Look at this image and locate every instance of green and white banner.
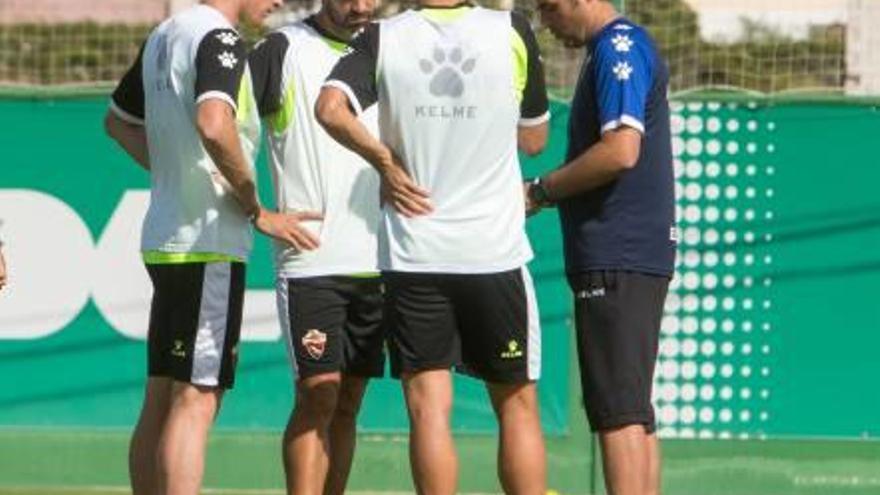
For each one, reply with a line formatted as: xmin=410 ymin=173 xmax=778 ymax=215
xmin=1 ymin=97 xmax=878 ymax=439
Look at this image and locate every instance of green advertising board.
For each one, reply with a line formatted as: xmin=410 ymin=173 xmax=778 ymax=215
xmin=0 ymin=98 xmax=571 ymax=434
xmin=1 ymin=96 xmax=879 ymax=442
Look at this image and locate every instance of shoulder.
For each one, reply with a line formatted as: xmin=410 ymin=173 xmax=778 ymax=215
xmin=509 ymin=9 xmax=531 ymax=31
xmin=255 ymin=29 xmax=292 ymax=55
xmin=273 ymin=21 xmax=311 ymax=45
xmin=381 ymin=9 xmax=429 ymax=31
xmin=349 ymin=21 xmax=381 ymax=49
xmin=594 ymin=20 xmax=657 ymax=70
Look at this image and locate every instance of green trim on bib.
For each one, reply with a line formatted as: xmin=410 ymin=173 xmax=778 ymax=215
xmin=321 ymin=36 xmax=349 ymax=53
xmin=511 ymin=30 xmax=528 ymax=104
xmin=345 ymin=272 xmax=381 ymax=279
xmin=142 ymin=251 xmax=243 ymax=265
xmin=270 ymin=82 xmax=296 ymax=134
xmin=236 ymin=71 xmax=255 ymax=125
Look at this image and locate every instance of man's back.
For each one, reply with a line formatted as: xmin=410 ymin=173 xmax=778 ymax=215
xmin=326 ymin=5 xmax=549 ymax=273
xmin=114 ymin=4 xmax=261 ymax=260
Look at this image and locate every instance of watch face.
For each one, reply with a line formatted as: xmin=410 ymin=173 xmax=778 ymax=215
xmin=532 ymin=182 xmax=549 ymax=204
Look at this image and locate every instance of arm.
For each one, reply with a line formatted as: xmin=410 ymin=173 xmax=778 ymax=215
xmin=107 ymin=41 xmax=150 ymax=170
xmin=104 ymin=110 xmax=149 ymax=170
xmin=318 ymin=23 xmax=431 ymax=217
xmin=249 ymin=32 xmax=289 ymax=124
xmin=543 ymin=127 xmax=640 ymax=199
xmin=316 ymin=88 xmax=432 ymax=217
xmin=518 ymin=124 xmax=548 ymax=156
xmin=196 ymin=29 xmax=321 ymax=249
xmin=0 ymin=246 xmax=6 ymax=292
xmin=528 ymin=31 xmax=652 ymax=210
xmin=513 ymin=11 xmax=550 ymax=156
xmin=196 ymin=99 xmax=261 ymax=216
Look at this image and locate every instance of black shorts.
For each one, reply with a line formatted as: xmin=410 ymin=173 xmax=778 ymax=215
xmin=385 ymin=268 xmax=541 ymax=384
xmin=276 ymin=276 xmax=386 ymax=380
xmin=570 ymin=270 xmax=669 ymax=433
xmin=146 ymin=261 xmax=246 ymax=389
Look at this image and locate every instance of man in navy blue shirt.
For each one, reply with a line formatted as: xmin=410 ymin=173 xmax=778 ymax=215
xmin=528 ymin=1 xmax=675 ymax=494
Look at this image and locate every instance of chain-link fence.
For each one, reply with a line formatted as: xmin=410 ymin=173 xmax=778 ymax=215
xmin=1 ymin=0 xmax=878 ymax=99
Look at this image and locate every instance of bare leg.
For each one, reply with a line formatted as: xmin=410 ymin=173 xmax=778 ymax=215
xmin=283 ymin=373 xmax=342 ymax=495
xmin=486 ymin=382 xmax=546 ymax=495
xmin=645 ymin=432 xmax=661 ymax=495
xmin=599 ymin=425 xmax=650 ymax=495
xmin=324 ymin=376 xmax=369 ymax=495
xmin=129 ymin=377 xmax=173 ymax=495
xmin=402 ymin=370 xmax=457 ymax=495
xmin=156 ymin=381 xmax=224 ymax=495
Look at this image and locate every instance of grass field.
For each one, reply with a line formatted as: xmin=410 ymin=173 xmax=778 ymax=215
xmin=1 ymin=429 xmax=879 ymax=495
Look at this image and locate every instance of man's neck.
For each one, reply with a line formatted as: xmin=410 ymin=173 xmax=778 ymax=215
xmin=313 ymin=11 xmax=355 ymax=42
xmin=202 ymin=0 xmax=240 ymax=26
xmin=419 ymin=0 xmax=468 ymax=8
xmin=585 ymin=2 xmax=620 ymax=41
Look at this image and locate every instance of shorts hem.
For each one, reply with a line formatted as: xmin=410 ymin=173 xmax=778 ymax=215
xmin=456 ymin=365 xmax=535 ymax=385
xmin=586 ymin=410 xmax=655 ymax=433
xmin=390 ymin=361 xmax=454 ymax=379
xmin=147 ymin=372 xmax=234 ymax=390
xmin=295 ymin=365 xmax=385 ymax=381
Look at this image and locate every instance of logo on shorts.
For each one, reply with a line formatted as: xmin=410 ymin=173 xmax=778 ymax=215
xmin=577 ymin=287 xmax=606 ymax=300
xmin=171 ymin=340 xmax=186 ymax=359
xmin=302 ymin=329 xmax=328 ymax=360
xmin=501 ymin=340 xmax=524 ymax=360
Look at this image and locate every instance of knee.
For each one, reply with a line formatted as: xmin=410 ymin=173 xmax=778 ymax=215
xmin=295 ymin=376 xmax=341 ymax=423
xmin=404 ymin=374 xmax=452 ymax=427
xmin=170 ymin=383 xmax=222 ymax=421
xmin=406 ymin=398 xmax=451 ymax=428
xmin=489 ymin=383 xmax=539 ymax=419
xmin=334 ymin=382 xmax=366 ymax=422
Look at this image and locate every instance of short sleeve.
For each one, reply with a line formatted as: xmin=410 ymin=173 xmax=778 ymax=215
xmin=511 ymin=12 xmax=550 ymax=126
xmin=248 ymin=32 xmax=289 ymax=118
xmin=110 ymin=41 xmax=147 ymax=125
xmin=593 ymin=28 xmax=653 ymax=134
xmin=194 ymin=28 xmax=247 ymax=111
xmin=324 ymin=22 xmax=380 ymax=115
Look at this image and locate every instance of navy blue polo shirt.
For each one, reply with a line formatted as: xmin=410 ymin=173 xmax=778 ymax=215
xmin=558 ymin=17 xmax=676 ymax=277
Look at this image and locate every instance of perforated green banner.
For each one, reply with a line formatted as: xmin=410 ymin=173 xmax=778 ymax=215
xmin=0 ymin=98 xmax=570 ymax=434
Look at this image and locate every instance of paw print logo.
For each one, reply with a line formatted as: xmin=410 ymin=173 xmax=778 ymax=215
xmin=419 ymin=46 xmax=476 ymax=98
xmin=215 ymin=31 xmax=239 ymax=46
xmin=613 ymin=61 xmax=633 ymax=81
xmin=218 ymin=51 xmax=238 ymax=69
xmin=611 ymin=33 xmax=634 ymax=53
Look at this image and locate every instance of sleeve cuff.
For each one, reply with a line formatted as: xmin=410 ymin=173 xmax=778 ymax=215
xmin=109 ymin=100 xmax=145 ymax=126
xmin=601 ymin=114 xmax=645 ymax=134
xmin=196 ymin=91 xmax=238 ymax=113
xmin=322 ymin=80 xmax=364 ymax=116
xmin=519 ymin=111 xmax=550 ymax=127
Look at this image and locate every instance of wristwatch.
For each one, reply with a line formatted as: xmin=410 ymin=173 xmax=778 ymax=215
xmin=528 ymin=176 xmax=554 ymax=208
xmin=247 ymin=207 xmax=261 ymax=225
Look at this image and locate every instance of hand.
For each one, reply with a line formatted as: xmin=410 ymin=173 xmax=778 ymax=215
xmin=0 ymin=248 xmax=7 ymax=292
xmin=381 ymin=154 xmax=432 ymax=218
xmin=524 ymin=181 xmax=542 ymax=217
xmin=253 ymin=209 xmax=323 ymax=251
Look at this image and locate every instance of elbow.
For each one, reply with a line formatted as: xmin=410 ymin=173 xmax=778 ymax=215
xmin=520 ymin=139 xmax=546 ymax=156
xmin=104 ymin=111 xmax=120 ymax=142
xmin=518 ymin=126 xmax=548 ymax=156
xmin=617 ymin=151 xmax=639 ymax=170
xmin=196 ymin=111 xmax=225 ymax=145
xmin=314 ymin=91 xmax=337 ymax=131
